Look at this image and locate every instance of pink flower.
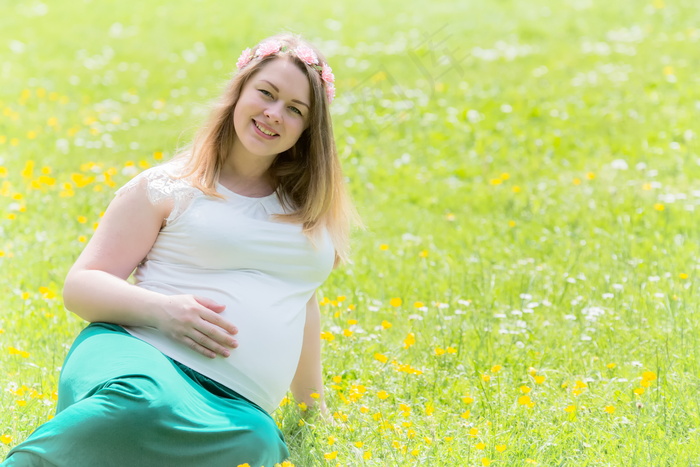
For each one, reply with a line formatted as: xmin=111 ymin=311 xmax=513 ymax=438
xmin=321 ymin=64 xmax=335 ymax=84
xmin=236 ymin=48 xmax=253 ymax=69
xmin=255 ymin=40 xmax=282 ymax=58
xmin=294 ymin=45 xmax=318 ymax=66
xmin=325 ymin=82 xmax=335 ymax=103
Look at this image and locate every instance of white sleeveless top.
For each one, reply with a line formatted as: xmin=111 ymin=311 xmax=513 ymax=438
xmin=115 ymin=161 xmax=335 ymax=412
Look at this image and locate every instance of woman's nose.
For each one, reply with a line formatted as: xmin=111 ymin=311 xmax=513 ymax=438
xmin=264 ymin=102 xmax=283 ymax=123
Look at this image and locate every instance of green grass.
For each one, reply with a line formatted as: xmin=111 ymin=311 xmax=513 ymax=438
xmin=2 ymin=0 xmax=700 ymax=465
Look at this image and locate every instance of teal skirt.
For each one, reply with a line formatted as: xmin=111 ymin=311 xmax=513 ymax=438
xmin=2 ymin=323 xmax=289 ymax=467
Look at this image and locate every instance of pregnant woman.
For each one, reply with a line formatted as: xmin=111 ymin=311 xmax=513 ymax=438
xmin=2 ymin=32 xmax=356 ymax=467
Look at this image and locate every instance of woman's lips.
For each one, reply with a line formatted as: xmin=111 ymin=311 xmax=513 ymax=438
xmin=253 ymin=119 xmax=279 ymax=137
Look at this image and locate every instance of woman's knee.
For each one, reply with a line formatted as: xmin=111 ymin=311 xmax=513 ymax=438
xmin=233 ymin=414 xmax=288 ymax=464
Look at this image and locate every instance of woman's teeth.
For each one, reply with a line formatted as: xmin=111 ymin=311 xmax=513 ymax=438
xmin=254 ymin=121 xmax=278 ymax=136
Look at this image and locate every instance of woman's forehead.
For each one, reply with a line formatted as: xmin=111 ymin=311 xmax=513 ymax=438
xmin=251 ymin=58 xmax=310 ymax=96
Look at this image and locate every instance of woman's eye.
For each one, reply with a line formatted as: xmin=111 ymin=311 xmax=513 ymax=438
xmin=289 ymin=106 xmax=302 ymax=116
xmin=259 ymin=89 xmax=273 ymax=97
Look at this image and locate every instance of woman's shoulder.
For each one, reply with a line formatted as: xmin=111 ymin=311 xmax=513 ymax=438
xmin=115 ymin=159 xmax=199 ymax=205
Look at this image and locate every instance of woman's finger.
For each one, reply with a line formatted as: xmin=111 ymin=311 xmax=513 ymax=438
xmin=199 ymin=309 xmax=238 ymax=336
xmin=187 ymin=331 xmax=231 ymax=358
xmin=196 ymin=318 xmax=238 ymax=348
xmin=183 ymin=336 xmax=218 ymax=359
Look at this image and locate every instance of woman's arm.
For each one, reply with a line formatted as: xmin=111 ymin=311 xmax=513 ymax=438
xmin=290 ymin=292 xmax=328 ymax=415
xmin=63 ymin=177 xmax=238 ymax=358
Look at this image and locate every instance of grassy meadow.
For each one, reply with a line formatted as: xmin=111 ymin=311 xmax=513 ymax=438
xmin=2 ymin=0 xmax=700 ymax=465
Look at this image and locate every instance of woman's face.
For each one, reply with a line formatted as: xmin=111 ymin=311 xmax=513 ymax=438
xmin=232 ymin=57 xmax=311 ymax=162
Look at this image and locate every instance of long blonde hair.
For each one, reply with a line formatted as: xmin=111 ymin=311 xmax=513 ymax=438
xmin=175 ymin=33 xmax=359 ymax=263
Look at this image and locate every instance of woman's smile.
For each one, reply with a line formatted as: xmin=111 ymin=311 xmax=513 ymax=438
xmin=252 ymin=119 xmax=279 ymax=138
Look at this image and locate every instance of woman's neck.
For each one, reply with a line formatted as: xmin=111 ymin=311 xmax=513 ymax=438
xmin=219 ymin=156 xmax=276 ymax=197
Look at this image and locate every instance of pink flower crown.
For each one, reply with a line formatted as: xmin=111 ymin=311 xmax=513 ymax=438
xmin=236 ymin=40 xmax=336 ymax=104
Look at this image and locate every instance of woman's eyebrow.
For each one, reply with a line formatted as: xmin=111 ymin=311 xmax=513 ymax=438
xmin=260 ymin=79 xmax=310 ymax=109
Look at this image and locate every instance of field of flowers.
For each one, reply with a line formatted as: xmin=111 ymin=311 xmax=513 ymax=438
xmin=2 ymin=0 xmax=700 ymax=465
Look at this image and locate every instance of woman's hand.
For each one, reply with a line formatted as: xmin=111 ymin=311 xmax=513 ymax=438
xmin=155 ymin=295 xmax=238 ymax=359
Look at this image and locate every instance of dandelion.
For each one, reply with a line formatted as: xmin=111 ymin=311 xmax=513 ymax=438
xmin=425 ymin=403 xmax=435 ymax=416
xmin=565 ymin=405 xmax=576 ymax=413
xmin=390 ymin=297 xmax=402 ymax=307
xmin=496 ymin=444 xmax=507 ymax=453
xmin=342 ymin=329 xmax=353 ymax=337
xmin=586 ymin=172 xmax=595 ymax=180
xmin=634 ymin=387 xmax=645 ymax=396
xmin=481 ymin=374 xmax=491 ymax=382
xmin=476 ymin=442 xmax=486 ymax=450
xmin=520 ymin=385 xmax=531 ymax=394
xmin=481 ymin=457 xmax=491 ymax=466
xmin=377 ymin=390 xmax=389 ymax=400
xmin=8 ymin=346 xmax=30 ymax=358
xmin=413 ymin=301 xmax=425 ymax=308
xmin=0 ymin=434 xmax=12 ymax=444
xmin=462 ymin=395 xmax=474 ymax=404
xmin=39 ymin=287 xmax=56 ymax=299
xmin=419 ymin=250 xmax=429 ymax=258
xmin=534 ymin=375 xmax=546 ymax=384
xmin=363 ymin=451 xmax=372 ymax=460
xmin=469 ymin=427 xmax=479 ymax=437
xmin=379 ymin=244 xmax=389 ymax=251
xmin=490 ymin=365 xmax=503 ymax=373
xmin=607 ymin=363 xmax=617 ymax=369
xmin=654 ymin=203 xmax=665 ymax=211
xmin=512 ymin=185 xmax=521 ymax=193
xmin=518 ymin=395 xmax=532 ymax=405
xmin=381 ymin=320 xmax=392 ymax=329
xmin=21 ymin=160 xmax=35 ymax=179
xmin=604 ymin=405 xmax=615 ymax=414
xmin=403 ymin=332 xmax=416 ymax=348
xmin=320 ymin=331 xmax=334 ymax=341
xmin=460 ymin=411 xmax=471 ymax=419
xmin=237 ymin=464 xmax=251 ymax=467
xmin=508 ymin=220 xmax=516 ymax=227
xmin=323 ymin=451 xmax=337 ymax=460
xmin=642 ymin=371 xmax=657 ymax=382
xmin=374 ymin=353 xmax=388 ymax=363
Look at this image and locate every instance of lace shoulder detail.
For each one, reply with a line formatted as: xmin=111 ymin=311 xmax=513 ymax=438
xmin=114 ymin=162 xmax=201 ymax=225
